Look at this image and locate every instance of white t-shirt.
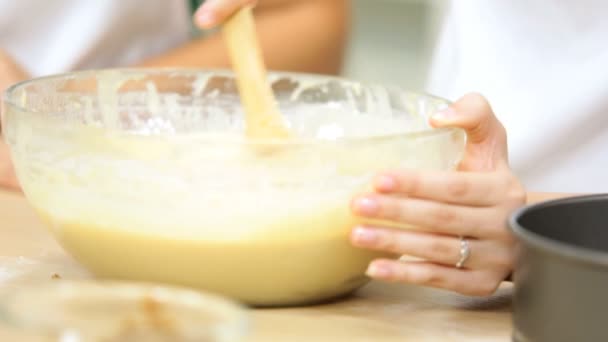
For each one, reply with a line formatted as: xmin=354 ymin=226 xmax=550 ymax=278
xmin=426 ymin=1 xmax=608 ymax=193
xmin=0 ymin=0 xmax=191 ymax=76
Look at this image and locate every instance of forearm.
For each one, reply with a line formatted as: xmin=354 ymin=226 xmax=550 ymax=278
xmin=138 ymin=0 xmax=350 ymax=75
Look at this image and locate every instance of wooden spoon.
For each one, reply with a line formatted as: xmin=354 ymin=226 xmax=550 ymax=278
xmin=222 ymin=6 xmax=291 ymax=139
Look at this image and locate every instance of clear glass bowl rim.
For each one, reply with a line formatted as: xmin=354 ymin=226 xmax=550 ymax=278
xmin=2 ymin=67 xmax=462 ymax=147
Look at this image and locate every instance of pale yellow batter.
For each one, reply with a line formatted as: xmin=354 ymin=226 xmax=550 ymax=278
xmin=39 ymin=207 xmax=384 ymax=307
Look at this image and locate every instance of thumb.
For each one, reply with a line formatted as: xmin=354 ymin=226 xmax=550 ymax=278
xmin=429 ymin=93 xmax=509 ymax=171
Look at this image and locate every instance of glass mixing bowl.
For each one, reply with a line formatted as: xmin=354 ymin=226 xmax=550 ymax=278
xmin=2 ymin=69 xmax=465 ymax=307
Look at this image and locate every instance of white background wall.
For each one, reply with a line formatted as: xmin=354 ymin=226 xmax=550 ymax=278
xmin=342 ymin=0 xmax=443 ymax=90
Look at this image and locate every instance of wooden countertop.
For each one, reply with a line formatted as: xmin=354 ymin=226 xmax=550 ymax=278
xmin=0 ymin=191 xmax=571 ymax=341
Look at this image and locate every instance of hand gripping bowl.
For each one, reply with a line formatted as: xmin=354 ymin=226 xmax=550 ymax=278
xmin=2 ymin=69 xmax=466 ymax=307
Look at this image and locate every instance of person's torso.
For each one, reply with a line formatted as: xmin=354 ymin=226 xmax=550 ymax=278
xmin=0 ymin=0 xmax=192 ymax=76
xmin=426 ymin=0 xmax=608 ymax=193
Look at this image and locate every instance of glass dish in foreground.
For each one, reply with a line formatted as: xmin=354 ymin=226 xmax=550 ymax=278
xmin=0 ymin=280 xmax=248 ymax=341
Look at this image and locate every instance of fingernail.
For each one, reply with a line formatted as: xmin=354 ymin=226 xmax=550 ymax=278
xmin=431 ymin=107 xmax=457 ymax=122
xmin=353 ymin=197 xmax=379 ymax=215
xmin=195 ymin=9 xmax=216 ymax=28
xmin=375 ymin=175 xmax=396 ymax=192
xmin=367 ymin=262 xmax=391 ymax=278
xmin=352 ymin=227 xmax=378 ymax=244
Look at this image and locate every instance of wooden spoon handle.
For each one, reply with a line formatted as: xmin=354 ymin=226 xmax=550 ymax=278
xmin=222 ymin=6 xmax=290 ymax=139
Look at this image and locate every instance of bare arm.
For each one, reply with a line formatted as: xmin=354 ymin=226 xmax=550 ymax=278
xmin=138 ymin=0 xmax=350 ymax=75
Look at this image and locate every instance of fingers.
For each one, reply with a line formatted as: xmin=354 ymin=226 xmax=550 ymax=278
xmin=194 ymin=0 xmax=258 ymax=28
xmin=351 ymin=226 xmax=513 ymax=270
xmin=372 ymin=169 xmax=518 ymax=207
xmin=430 ymin=93 xmax=509 ymax=171
xmin=351 ymin=194 xmax=510 ymax=240
xmin=365 ymin=259 xmax=507 ymax=297
xmin=352 ymin=227 xmax=463 ymax=267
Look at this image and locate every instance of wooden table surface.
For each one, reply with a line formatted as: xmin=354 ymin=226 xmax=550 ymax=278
xmin=0 ymin=191 xmax=570 ymax=341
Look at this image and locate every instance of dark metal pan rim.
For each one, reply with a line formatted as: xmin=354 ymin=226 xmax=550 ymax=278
xmin=509 ymin=193 xmax=608 ymax=268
